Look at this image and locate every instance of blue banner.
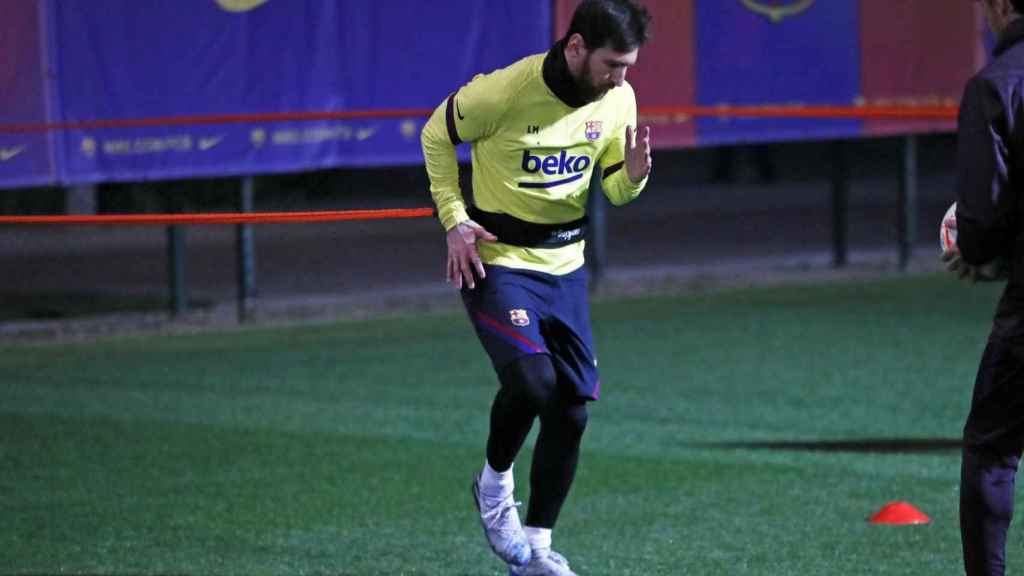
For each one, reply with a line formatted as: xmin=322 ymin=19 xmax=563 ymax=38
xmin=695 ymin=0 xmax=862 ymax=145
xmin=0 ymin=0 xmax=980 ymax=188
xmin=47 ymin=0 xmax=551 ymax=184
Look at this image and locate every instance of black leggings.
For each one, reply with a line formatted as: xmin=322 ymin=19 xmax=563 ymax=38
xmin=486 ymin=354 xmax=589 ymax=529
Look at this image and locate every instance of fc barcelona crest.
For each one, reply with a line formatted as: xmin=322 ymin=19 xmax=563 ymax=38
xmin=509 ymin=309 xmax=530 ymax=327
xmin=585 ymin=121 xmax=603 ymax=142
xmin=739 ymin=0 xmax=815 ymax=23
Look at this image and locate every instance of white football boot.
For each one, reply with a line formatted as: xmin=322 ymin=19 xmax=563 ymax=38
xmin=471 ymin=474 xmax=532 ymax=566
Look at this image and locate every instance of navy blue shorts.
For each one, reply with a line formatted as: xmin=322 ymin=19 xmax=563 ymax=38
xmin=461 ymin=264 xmax=601 ymax=401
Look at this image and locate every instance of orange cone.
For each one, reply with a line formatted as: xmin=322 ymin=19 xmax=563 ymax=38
xmin=869 ymin=501 xmax=931 ymax=525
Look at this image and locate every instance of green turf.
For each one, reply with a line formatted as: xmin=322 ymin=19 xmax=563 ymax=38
xmin=0 ymin=273 xmax=1014 ymax=574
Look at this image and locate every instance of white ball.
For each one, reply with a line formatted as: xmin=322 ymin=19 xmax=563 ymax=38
xmin=940 ymin=202 xmax=958 ymax=254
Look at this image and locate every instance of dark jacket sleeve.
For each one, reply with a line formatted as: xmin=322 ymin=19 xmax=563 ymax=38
xmin=955 ymin=75 xmax=1015 ymax=265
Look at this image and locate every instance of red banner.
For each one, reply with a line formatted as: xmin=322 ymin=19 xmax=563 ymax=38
xmin=0 ymin=0 xmax=55 ymax=188
xmin=555 ymin=0 xmax=696 ymax=147
xmin=860 ymin=2 xmax=980 ymax=136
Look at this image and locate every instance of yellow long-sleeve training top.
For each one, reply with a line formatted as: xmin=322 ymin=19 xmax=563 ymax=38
xmin=421 ymin=51 xmax=648 ymax=275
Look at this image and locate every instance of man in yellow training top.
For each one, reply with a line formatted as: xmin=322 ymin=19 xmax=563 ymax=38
xmin=421 ymin=2 xmax=651 ymax=574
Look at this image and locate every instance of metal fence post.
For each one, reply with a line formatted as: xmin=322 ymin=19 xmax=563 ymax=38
xmin=236 ymin=176 xmax=256 ymax=322
xmin=898 ymin=135 xmax=918 ymax=270
xmin=831 ymin=141 xmax=849 ymax=268
xmin=586 ymin=170 xmax=607 ymax=288
xmin=167 ymin=225 xmax=187 ymax=317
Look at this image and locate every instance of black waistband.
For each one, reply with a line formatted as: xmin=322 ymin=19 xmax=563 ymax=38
xmin=467 ymin=206 xmax=587 ymax=248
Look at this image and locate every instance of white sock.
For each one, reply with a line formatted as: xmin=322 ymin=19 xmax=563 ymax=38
xmin=480 ymin=460 xmax=514 ymax=500
xmin=524 ymin=526 xmax=552 ymax=553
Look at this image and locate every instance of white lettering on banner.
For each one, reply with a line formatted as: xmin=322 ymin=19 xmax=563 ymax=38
xmin=81 ymin=138 xmax=97 ymax=157
xmin=271 ymin=124 xmax=354 ymax=146
xmin=0 ymin=146 xmax=25 ymax=162
xmin=271 ymin=130 xmax=300 ymax=145
xmin=102 ymin=135 xmax=193 ymax=156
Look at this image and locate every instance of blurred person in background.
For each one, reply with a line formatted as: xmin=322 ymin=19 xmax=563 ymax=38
xmin=945 ymin=0 xmax=1024 ymax=573
xmin=421 ymin=1 xmax=652 ymax=574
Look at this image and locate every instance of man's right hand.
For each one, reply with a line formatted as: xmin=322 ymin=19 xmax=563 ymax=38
xmin=446 ymin=219 xmax=497 ymax=290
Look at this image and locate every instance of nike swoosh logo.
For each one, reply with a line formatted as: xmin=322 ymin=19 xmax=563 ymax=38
xmin=518 ymin=172 xmax=585 ymax=189
xmin=0 ymin=146 xmax=25 ymax=162
xmin=356 ymin=127 xmax=377 ymax=141
xmin=456 ymin=100 xmax=465 ymax=121
xmin=198 ymin=136 xmax=223 ymax=151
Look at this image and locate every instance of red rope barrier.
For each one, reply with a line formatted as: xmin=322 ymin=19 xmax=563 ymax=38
xmin=0 ymin=109 xmax=436 ymax=134
xmin=0 ymin=207 xmax=436 ymax=226
xmin=640 ymin=105 xmax=957 ymax=120
xmin=0 ymin=105 xmax=957 ymax=134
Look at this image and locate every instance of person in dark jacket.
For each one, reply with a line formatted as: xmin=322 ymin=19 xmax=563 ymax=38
xmin=945 ymin=1 xmax=1024 ymax=574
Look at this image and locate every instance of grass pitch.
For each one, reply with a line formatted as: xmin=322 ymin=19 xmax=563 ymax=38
xmin=0 ymin=273 xmax=1010 ymax=574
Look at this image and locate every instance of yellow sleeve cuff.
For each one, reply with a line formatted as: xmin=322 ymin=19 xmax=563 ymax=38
xmin=439 ymin=203 xmax=470 ymax=231
xmin=603 ymin=169 xmax=647 ymax=206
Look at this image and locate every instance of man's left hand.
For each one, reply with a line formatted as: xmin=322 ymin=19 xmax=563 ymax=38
xmin=942 ymin=248 xmax=979 ymax=283
xmin=625 ymin=125 xmax=652 ymax=184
